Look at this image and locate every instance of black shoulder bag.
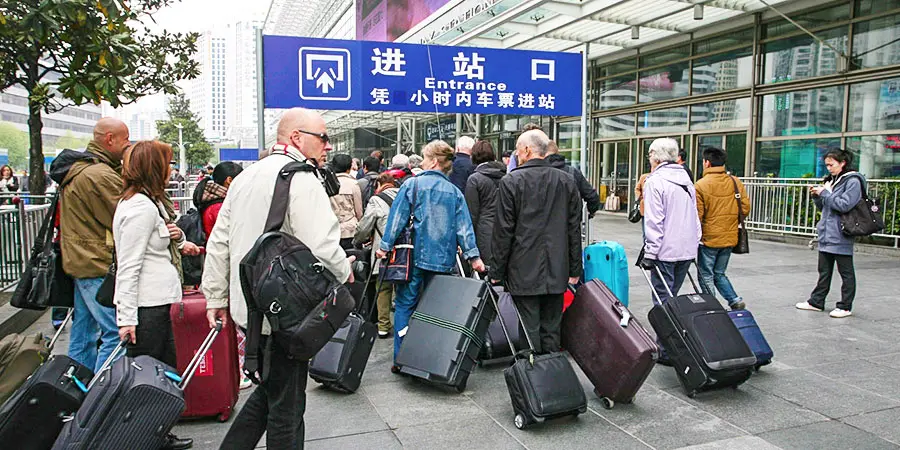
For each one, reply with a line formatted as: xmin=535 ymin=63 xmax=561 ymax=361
xmin=729 ymin=176 xmax=750 ymax=254
xmin=11 ymin=194 xmax=74 ymax=310
xmin=379 ymin=180 xmax=417 ymax=283
xmin=839 ymin=176 xmax=885 ymax=237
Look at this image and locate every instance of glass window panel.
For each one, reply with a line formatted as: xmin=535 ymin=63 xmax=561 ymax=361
xmin=594 ymin=114 xmax=636 ymax=139
xmin=856 ymin=0 xmax=900 ymax=17
xmin=849 ymin=78 xmax=900 ymax=131
xmin=760 ymin=86 xmax=845 ymax=136
xmin=846 ymin=135 xmax=900 ymax=178
xmin=762 ymin=5 xmax=851 ymax=39
xmin=504 ymin=115 xmax=520 ymax=131
xmin=691 ymin=98 xmax=752 ymax=130
xmin=638 ymin=107 xmax=689 ymax=134
xmin=693 ymin=29 xmax=754 ymax=55
xmin=558 ymin=123 xmax=582 ymax=170
xmin=640 ymin=45 xmax=691 ymax=68
xmin=755 ymin=138 xmax=841 ymax=177
xmin=595 ymin=75 xmax=636 ymax=110
xmin=638 ymin=64 xmax=690 ymax=103
xmin=763 ymin=27 xmax=848 ymax=83
xmin=594 ymin=58 xmax=638 ymax=78
xmin=692 ymin=48 xmax=754 ymax=94
xmin=724 ymin=133 xmax=748 ymax=177
xmin=852 ymin=14 xmax=900 ymax=69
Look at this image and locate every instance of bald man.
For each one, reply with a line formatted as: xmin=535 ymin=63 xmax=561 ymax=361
xmin=203 ymin=108 xmax=352 ymax=449
xmin=450 ymin=135 xmax=475 ymax=192
xmin=490 ymin=130 xmax=582 ymax=354
xmin=58 ymin=118 xmax=130 ymax=375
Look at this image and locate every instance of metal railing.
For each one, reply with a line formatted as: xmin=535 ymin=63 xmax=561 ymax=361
xmin=742 ymin=177 xmax=900 ymax=247
xmin=1 ymin=197 xmax=52 ymax=291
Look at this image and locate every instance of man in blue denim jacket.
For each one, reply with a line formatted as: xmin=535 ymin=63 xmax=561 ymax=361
xmin=376 ymin=141 xmax=485 ymax=367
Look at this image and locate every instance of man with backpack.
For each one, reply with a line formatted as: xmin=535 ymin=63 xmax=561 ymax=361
xmin=203 ymin=108 xmax=352 ymax=449
xmin=357 ymin=156 xmax=381 ymax=209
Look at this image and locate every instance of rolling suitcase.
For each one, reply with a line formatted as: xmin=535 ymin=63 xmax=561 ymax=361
xmin=479 ymin=285 xmax=526 ymax=363
xmin=643 ymin=267 xmax=756 ymax=398
xmin=729 ymin=310 xmax=774 ymax=370
xmin=583 ymin=241 xmax=629 ymax=306
xmin=561 ymin=279 xmax=658 ymax=409
xmin=0 ymin=310 xmax=91 ymax=450
xmin=52 ymin=321 xmax=224 ymax=450
xmin=170 ymin=290 xmax=239 ymax=421
xmin=487 ymin=287 xmax=586 ymax=429
xmin=309 ymin=269 xmax=378 ymax=393
xmin=395 ymin=273 xmax=495 ymax=392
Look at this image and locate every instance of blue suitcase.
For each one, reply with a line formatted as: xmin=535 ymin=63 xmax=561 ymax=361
xmin=728 ymin=310 xmax=773 ymax=370
xmin=583 ymin=241 xmax=629 ymax=306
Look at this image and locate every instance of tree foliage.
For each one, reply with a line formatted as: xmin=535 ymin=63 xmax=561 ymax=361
xmin=0 ymin=0 xmax=200 ymax=194
xmin=156 ymin=93 xmax=213 ymax=169
xmin=0 ymin=122 xmax=28 ymax=169
xmin=53 ymin=132 xmax=92 ymax=151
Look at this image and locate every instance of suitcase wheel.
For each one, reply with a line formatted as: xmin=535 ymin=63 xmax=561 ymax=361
xmin=217 ymin=411 xmax=231 ymax=423
xmin=455 ymin=378 xmax=468 ymax=393
xmin=599 ymin=397 xmax=615 ymax=410
xmin=686 ymin=390 xmax=697 ymax=398
xmin=514 ymin=414 xmax=528 ymax=430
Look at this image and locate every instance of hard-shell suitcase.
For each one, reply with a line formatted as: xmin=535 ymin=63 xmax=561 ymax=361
xmin=728 ymin=310 xmax=774 ymax=370
xmin=561 ymin=279 xmax=658 ymax=409
xmin=170 ymin=291 xmax=239 ymax=421
xmin=583 ymin=241 xmax=629 ymax=306
xmin=395 ymin=274 xmax=495 ymax=392
xmin=479 ymin=286 xmax=526 ymax=363
xmin=52 ymin=322 xmax=224 ymax=450
xmin=643 ymin=268 xmax=756 ymax=398
xmin=486 ymin=286 xmax=586 ymax=429
xmin=0 ymin=311 xmax=90 ymax=450
xmin=309 ymin=270 xmax=378 ymax=393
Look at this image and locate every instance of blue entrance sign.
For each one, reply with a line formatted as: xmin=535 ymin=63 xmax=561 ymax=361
xmin=263 ymin=35 xmax=583 ymax=117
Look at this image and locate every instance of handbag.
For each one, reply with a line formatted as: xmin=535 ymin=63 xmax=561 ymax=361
xmin=840 ymin=178 xmax=885 ymax=237
xmin=380 ymin=181 xmax=418 ymax=283
xmin=11 ymin=195 xmax=75 ymax=310
xmin=96 ymin=250 xmax=116 ymax=308
xmin=729 ymin=176 xmax=750 ymax=255
xmin=627 ymin=199 xmax=642 ymax=223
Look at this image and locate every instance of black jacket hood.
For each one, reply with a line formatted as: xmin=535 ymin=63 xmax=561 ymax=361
xmin=545 ymin=153 xmax=568 ymax=169
xmin=475 ymin=161 xmax=507 ymax=180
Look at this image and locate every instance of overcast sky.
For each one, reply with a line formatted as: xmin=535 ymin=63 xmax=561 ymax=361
xmin=149 ymin=0 xmax=268 ymax=34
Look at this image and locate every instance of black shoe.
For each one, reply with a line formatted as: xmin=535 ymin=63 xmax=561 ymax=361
xmin=378 ymin=330 xmax=391 ymax=339
xmin=656 ymin=357 xmax=674 ymax=367
xmin=730 ymin=301 xmax=746 ymax=311
xmin=163 ymin=433 xmax=193 ymax=450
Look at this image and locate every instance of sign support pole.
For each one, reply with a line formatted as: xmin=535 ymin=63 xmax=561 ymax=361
xmin=256 ymin=28 xmax=266 ymax=159
xmin=581 ymin=43 xmax=591 ymax=245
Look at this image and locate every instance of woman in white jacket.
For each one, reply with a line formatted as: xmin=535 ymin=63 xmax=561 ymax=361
xmin=113 ymin=140 xmax=191 ymax=450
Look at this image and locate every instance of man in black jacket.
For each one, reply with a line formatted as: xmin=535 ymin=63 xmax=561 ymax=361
xmin=490 ymin=130 xmax=583 ymax=354
xmin=545 ymin=140 xmax=601 ymax=217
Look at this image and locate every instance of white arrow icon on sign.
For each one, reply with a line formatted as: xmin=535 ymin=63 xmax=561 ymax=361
xmin=313 ymin=67 xmax=339 ymax=93
xmin=306 ymin=54 xmax=344 ymax=94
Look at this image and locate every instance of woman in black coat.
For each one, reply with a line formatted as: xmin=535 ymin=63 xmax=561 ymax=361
xmin=464 ymin=141 xmax=506 ymax=268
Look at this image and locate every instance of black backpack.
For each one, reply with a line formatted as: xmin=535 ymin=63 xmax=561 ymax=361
xmin=239 ymin=161 xmax=355 ymax=383
xmin=176 ymin=203 xmax=220 ymax=286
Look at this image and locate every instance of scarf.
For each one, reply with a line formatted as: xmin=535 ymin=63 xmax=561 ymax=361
xmin=159 ymin=195 xmax=184 ymax=284
xmin=201 ymin=180 xmax=228 ymax=205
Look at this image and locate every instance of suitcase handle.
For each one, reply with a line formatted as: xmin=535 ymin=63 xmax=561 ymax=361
xmin=179 ymin=319 xmax=223 ymax=389
xmin=48 ymin=308 xmax=74 ymax=350
xmin=477 ymin=270 xmax=539 ymax=358
xmin=88 ymin=340 xmax=128 ymax=390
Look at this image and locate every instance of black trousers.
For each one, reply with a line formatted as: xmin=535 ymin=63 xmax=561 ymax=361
xmin=511 ymin=293 xmax=563 ymax=355
xmin=220 ymin=335 xmax=309 ymax=450
xmin=809 ymin=251 xmax=856 ymax=311
xmin=126 ymin=304 xmax=176 ymax=368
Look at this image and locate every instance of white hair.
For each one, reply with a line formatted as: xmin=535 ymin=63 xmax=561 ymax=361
xmin=518 ymin=130 xmax=550 ymax=156
xmin=408 ymin=154 xmax=423 ymax=168
xmin=456 ymin=136 xmax=475 ymax=153
xmin=391 ymin=153 xmax=410 ymax=168
xmin=648 ymin=138 xmax=680 ymax=165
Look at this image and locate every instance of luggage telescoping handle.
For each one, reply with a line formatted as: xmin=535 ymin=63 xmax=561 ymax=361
xmin=474 ymin=269 xmax=537 ymax=358
xmin=179 ymin=319 xmax=223 ymax=390
xmin=48 ymin=308 xmax=74 ymax=351
xmin=87 ymin=340 xmax=129 ymax=390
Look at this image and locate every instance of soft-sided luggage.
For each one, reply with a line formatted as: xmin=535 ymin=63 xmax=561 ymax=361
xmin=309 ymin=269 xmax=378 ymax=393
xmin=561 ymin=279 xmax=657 ymax=409
xmin=52 ymin=322 xmax=223 ymax=450
xmin=728 ymin=310 xmax=774 ymax=370
xmin=583 ymin=241 xmax=629 ymax=306
xmin=487 ymin=286 xmax=586 ymax=429
xmin=170 ymin=290 xmax=239 ymax=421
xmin=395 ymin=274 xmax=495 ymax=392
xmin=479 ymin=285 xmax=526 ymax=363
xmin=643 ymin=268 xmax=756 ymax=397
xmin=0 ymin=310 xmax=89 ymax=450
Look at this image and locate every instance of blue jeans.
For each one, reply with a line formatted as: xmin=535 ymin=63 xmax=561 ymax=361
xmin=392 ymin=267 xmax=437 ymax=363
xmin=697 ymin=246 xmax=742 ymax=306
xmin=69 ymin=277 xmax=120 ymax=373
xmin=649 ymin=260 xmax=691 ymax=305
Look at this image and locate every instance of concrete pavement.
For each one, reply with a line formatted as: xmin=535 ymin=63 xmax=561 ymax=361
xmin=28 ymin=214 xmax=900 ymax=449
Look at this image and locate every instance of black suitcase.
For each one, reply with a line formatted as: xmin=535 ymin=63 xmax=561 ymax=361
xmin=52 ymin=321 xmax=224 ymax=450
xmin=0 ymin=311 xmax=91 ymax=450
xmin=643 ymin=267 xmax=756 ymax=398
xmin=479 ymin=286 xmax=526 ymax=364
xmin=395 ymin=274 xmax=495 ymax=392
xmin=486 ymin=286 xmax=587 ymax=429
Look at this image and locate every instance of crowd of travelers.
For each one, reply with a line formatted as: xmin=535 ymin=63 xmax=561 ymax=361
xmin=25 ymin=106 xmax=867 ymax=449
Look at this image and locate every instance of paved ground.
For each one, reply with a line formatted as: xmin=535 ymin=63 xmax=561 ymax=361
xmin=29 ymin=214 xmax=900 ymax=449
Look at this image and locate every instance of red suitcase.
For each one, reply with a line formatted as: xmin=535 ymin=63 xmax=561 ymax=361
xmin=561 ymin=279 xmax=658 ymax=409
xmin=170 ymin=290 xmax=240 ymax=422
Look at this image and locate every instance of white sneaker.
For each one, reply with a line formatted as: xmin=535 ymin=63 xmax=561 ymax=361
xmin=240 ymin=376 xmax=253 ymax=390
xmin=795 ymin=302 xmax=824 ymax=312
xmin=829 ymin=308 xmax=852 ymax=318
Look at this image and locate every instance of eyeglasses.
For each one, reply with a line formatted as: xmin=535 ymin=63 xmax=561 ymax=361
xmin=296 ymin=129 xmax=330 ymax=145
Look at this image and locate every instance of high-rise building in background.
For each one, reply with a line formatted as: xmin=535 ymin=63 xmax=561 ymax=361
xmin=0 ymin=84 xmax=101 ymax=150
xmin=229 ymin=20 xmax=263 ymax=146
xmin=191 ymin=27 xmax=232 ymax=141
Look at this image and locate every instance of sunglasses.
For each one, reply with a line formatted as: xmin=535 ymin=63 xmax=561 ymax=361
xmin=297 ymin=129 xmax=330 ymax=145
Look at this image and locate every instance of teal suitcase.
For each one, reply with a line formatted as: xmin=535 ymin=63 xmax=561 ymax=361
xmin=583 ymin=241 xmax=629 ymax=306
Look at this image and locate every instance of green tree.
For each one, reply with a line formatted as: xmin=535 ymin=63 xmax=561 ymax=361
xmin=156 ymin=93 xmax=213 ymax=169
xmin=0 ymin=0 xmax=200 ymax=194
xmin=0 ymin=122 xmax=28 ymax=169
xmin=53 ymin=132 xmax=91 ymax=151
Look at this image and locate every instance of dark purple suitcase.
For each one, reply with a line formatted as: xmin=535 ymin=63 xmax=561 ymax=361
xmin=479 ymin=287 xmax=526 ymax=363
xmin=561 ymin=280 xmax=658 ymax=409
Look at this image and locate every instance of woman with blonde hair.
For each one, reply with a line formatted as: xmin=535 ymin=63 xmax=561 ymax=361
xmin=376 ymin=140 xmax=484 ymax=372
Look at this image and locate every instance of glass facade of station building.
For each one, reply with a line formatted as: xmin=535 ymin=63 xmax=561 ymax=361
xmin=473 ymin=0 xmax=900 ymax=209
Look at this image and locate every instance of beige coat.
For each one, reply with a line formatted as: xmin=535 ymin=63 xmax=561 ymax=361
xmin=330 ymin=173 xmax=363 ymax=239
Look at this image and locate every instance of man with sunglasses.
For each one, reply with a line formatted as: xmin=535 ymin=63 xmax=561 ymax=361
xmin=203 ymin=108 xmax=352 ymax=450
